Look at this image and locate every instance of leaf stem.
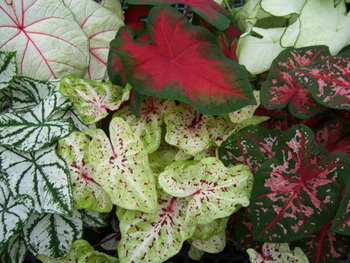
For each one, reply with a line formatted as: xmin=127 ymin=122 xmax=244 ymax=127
xmin=223 ymin=0 xmax=234 ymax=17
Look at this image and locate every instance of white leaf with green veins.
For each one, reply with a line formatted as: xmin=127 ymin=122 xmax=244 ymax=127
xmin=118 ymin=192 xmax=196 ymax=263
xmin=193 ymin=217 xmax=229 ymax=240
xmin=0 ymin=51 xmax=17 ymax=91
xmin=1 ymin=234 xmax=28 ymax=263
xmin=0 ymin=89 xmax=73 ymax=152
xmin=159 ymin=157 xmax=253 ymax=224
xmin=0 ymin=0 xmax=89 ymax=80
xmin=0 ymin=145 xmax=73 ymax=215
xmin=22 ymin=211 xmax=83 ymax=258
xmin=37 ymin=239 xmax=119 ymax=263
xmin=60 ymin=75 xmax=130 ymax=125
xmin=0 ymin=177 xmax=33 ymax=250
xmin=62 ymin=0 xmax=124 ymax=80
xmin=57 ymin=131 xmax=113 ymax=213
xmin=191 ymin=230 xmax=226 ymax=253
xmin=188 ymin=245 xmax=205 ymax=261
xmin=164 ymin=103 xmax=213 ymax=156
xmin=229 ymin=91 xmax=260 ymax=123
xmin=81 ymin=209 xmax=109 ymax=228
xmin=86 ymin=117 xmax=157 ymax=213
xmin=261 ymin=0 xmax=306 ymax=16
xmin=237 ymin=27 xmax=285 ymax=75
xmin=247 ymin=243 xmax=309 ymax=263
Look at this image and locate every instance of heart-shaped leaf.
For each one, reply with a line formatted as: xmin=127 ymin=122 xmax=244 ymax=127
xmin=81 ymin=210 xmax=109 ymax=229
xmin=118 ymin=192 xmax=196 ymax=263
xmin=62 ymin=0 xmax=124 ymax=80
xmin=159 ymin=157 xmax=253 ymax=224
xmin=0 ymin=51 xmax=17 ymax=90
xmin=0 ymin=144 xmax=73 ymax=215
xmin=22 ymin=211 xmax=83 ymax=258
xmin=190 ymin=231 xmax=226 ymax=253
xmin=1 ymin=234 xmax=28 ymax=263
xmin=247 ymin=243 xmax=309 ymax=263
xmin=60 ymin=75 xmax=130 ymax=125
xmin=0 ymin=177 xmax=33 ymax=250
xmin=193 ymin=217 xmax=229 ymax=241
xmin=0 ymin=0 xmax=89 ymax=80
xmin=86 ymin=117 xmax=157 ymax=213
xmin=250 ymin=125 xmax=350 ymax=242
xmin=0 ymin=88 xmax=73 ymax=152
xmin=57 ymin=132 xmax=113 ymax=212
xmin=37 ymin=239 xmax=118 ymax=263
xmin=109 ymin=6 xmax=256 ymax=115
xmin=261 ymin=46 xmax=329 ymax=119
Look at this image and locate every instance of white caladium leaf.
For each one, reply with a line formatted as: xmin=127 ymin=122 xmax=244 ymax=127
xmin=60 ymin=75 xmax=130 ymax=125
xmin=191 ymin=230 xmax=226 ymax=253
xmin=1 ymin=234 xmax=28 ymax=263
xmin=118 ymin=193 xmax=196 ymax=263
xmin=159 ymin=157 xmax=254 ymax=224
xmin=193 ymin=217 xmax=229 ymax=240
xmin=63 ymin=108 xmax=96 ymax=132
xmin=37 ymin=239 xmax=119 ymax=263
xmin=0 ymin=145 xmax=73 ymax=215
xmin=0 ymin=177 xmax=33 ymax=250
xmin=164 ymin=103 xmax=213 ymax=156
xmin=100 ymin=0 xmax=124 ymax=18
xmin=0 ymin=51 xmax=17 ymax=90
xmin=207 ymin=115 xmax=235 ymax=146
xmin=237 ymin=27 xmax=285 ymax=75
xmin=260 ymin=0 xmax=306 ymax=16
xmin=247 ymin=243 xmax=309 ymax=263
xmin=81 ymin=209 xmax=109 ymax=228
xmin=188 ymin=245 xmax=205 ymax=261
xmin=229 ymin=91 xmax=260 ymax=123
xmin=22 ymin=211 xmax=83 ymax=258
xmin=62 ymin=0 xmax=124 ymax=80
xmin=86 ymin=117 xmax=157 ymax=213
xmin=114 ymin=98 xmax=175 ymax=154
xmin=0 ymin=89 xmax=73 ymax=152
xmin=57 ymin=132 xmax=113 ymax=213
xmin=0 ymin=0 xmax=89 ymax=80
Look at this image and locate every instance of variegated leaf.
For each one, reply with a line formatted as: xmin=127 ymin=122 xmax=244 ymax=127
xmin=0 ymin=51 xmax=17 ymax=91
xmin=191 ymin=230 xmax=226 ymax=253
xmin=229 ymin=90 xmax=260 ymax=123
xmin=247 ymin=243 xmax=309 ymax=263
xmin=193 ymin=217 xmax=229 ymax=241
xmin=63 ymin=107 xmax=97 ymax=132
xmin=37 ymin=239 xmax=118 ymax=263
xmin=0 ymin=89 xmax=73 ymax=152
xmin=159 ymin=157 xmax=253 ymax=224
xmin=0 ymin=145 xmax=73 ymax=215
xmin=22 ymin=211 xmax=83 ymax=258
xmin=164 ymin=103 xmax=213 ymax=156
xmin=0 ymin=177 xmax=33 ymax=250
xmin=60 ymin=75 xmax=130 ymax=125
xmin=330 ymin=179 xmax=350 ymax=235
xmin=118 ymin=192 xmax=196 ymax=263
xmin=81 ymin=209 xmax=109 ymax=228
xmin=57 ymin=132 xmax=113 ymax=213
xmin=86 ymin=117 xmax=157 ymax=213
xmin=0 ymin=234 xmax=27 ymax=263
xmin=207 ymin=115 xmax=235 ymax=146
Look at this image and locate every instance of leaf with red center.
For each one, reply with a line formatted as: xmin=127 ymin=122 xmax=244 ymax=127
xmin=60 ymin=75 xmax=130 ymax=125
xmin=118 ymin=192 xmax=196 ymax=263
xmin=57 ymin=132 xmax=113 ymax=213
xmin=158 ymin=157 xmax=253 ymax=224
xmin=261 ymin=46 xmax=330 ymax=119
xmin=124 ymin=5 xmax=151 ymax=34
xmin=108 ymin=6 xmax=256 ymax=115
xmin=127 ymin=0 xmax=230 ymax=30
xmin=218 ymin=24 xmax=241 ymax=62
xmin=251 ymin=125 xmax=350 ymax=242
xmin=294 ymin=224 xmax=350 ymax=263
xmin=218 ymin=126 xmax=281 ymax=172
xmin=85 ymin=117 xmax=157 ymax=213
xmin=293 ymin=52 xmax=350 ymax=110
xmin=0 ymin=0 xmax=89 ymax=80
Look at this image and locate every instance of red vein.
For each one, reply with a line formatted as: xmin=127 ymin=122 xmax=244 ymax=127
xmin=89 ymin=29 xmax=117 ymax=39
xmin=25 ymin=31 xmax=78 ymax=48
xmin=0 ymin=6 xmax=19 ymax=25
xmin=90 ymin=51 xmax=107 ymax=66
xmin=24 ymin=17 xmax=64 ymax=29
xmin=24 ymin=0 xmax=38 ymax=14
xmin=20 ymin=38 xmax=30 ymax=74
xmin=0 ymin=30 xmax=21 ymax=49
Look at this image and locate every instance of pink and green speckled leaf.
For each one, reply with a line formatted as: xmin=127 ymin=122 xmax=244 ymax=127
xmin=108 ymin=6 xmax=256 ymax=115
xmin=60 ymin=75 xmax=130 ymax=125
xmin=164 ymin=103 xmax=213 ymax=156
xmin=118 ymin=191 xmax=196 ymax=263
xmin=261 ymin=46 xmax=329 ymax=119
xmin=37 ymin=239 xmax=118 ymax=263
xmin=293 ymin=52 xmax=350 ymax=110
xmin=158 ymin=157 xmax=253 ymax=224
xmin=294 ymin=224 xmax=350 ymax=263
xmin=250 ymin=125 xmax=350 ymax=242
xmin=247 ymin=243 xmax=309 ymax=263
xmin=85 ymin=117 xmax=157 ymax=213
xmin=330 ymin=180 xmax=350 ymax=235
xmin=57 ymin=132 xmax=113 ymax=213
xmin=190 ymin=230 xmax=226 ymax=253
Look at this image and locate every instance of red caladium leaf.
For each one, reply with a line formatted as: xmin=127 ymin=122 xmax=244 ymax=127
xmin=108 ymin=6 xmax=256 ymax=115
xmin=219 ymin=24 xmax=241 ymax=62
xmin=250 ymin=124 xmax=350 ymax=242
xmin=126 ymin=0 xmax=231 ymax=30
xmin=293 ymin=51 xmax=350 ymax=110
xmin=294 ymin=224 xmax=350 ymax=263
xmin=261 ymin=46 xmax=330 ymax=119
xmin=124 ymin=5 xmax=151 ymax=34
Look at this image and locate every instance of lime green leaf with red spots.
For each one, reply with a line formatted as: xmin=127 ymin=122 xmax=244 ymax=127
xmin=190 ymin=230 xmax=226 ymax=254
xmin=193 ymin=217 xmax=229 ymax=241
